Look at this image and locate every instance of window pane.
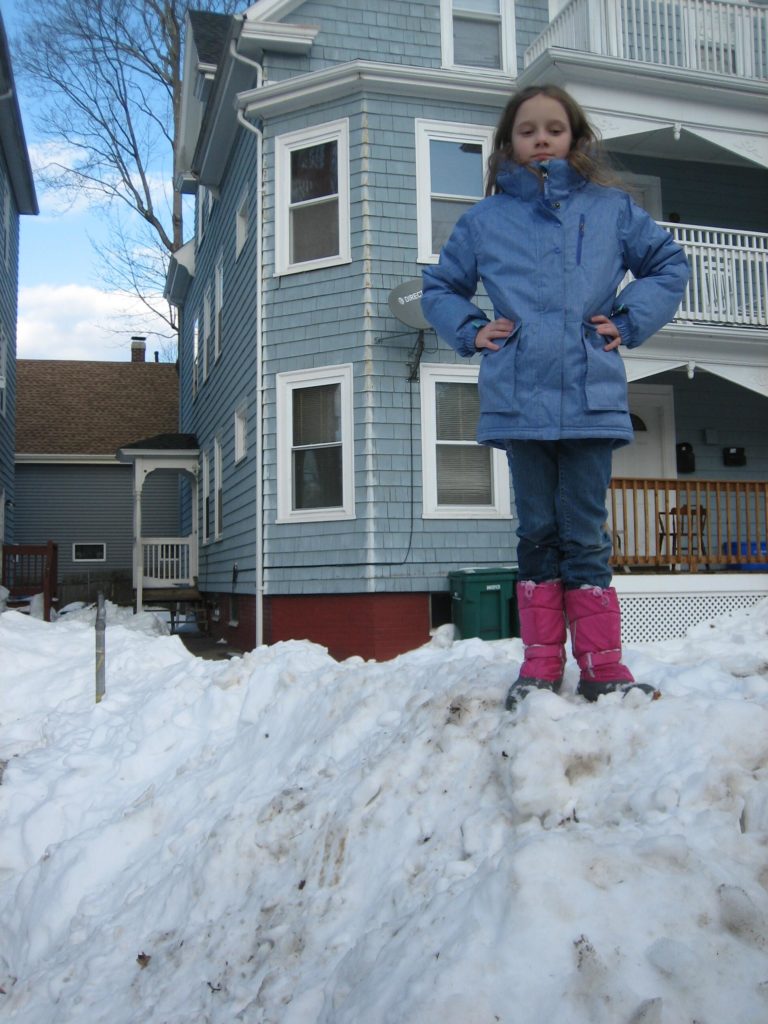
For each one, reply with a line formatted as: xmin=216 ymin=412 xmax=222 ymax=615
xmin=293 ymin=383 xmax=340 ymax=446
xmin=290 ymin=199 xmax=340 ymax=263
xmin=454 ymin=17 xmax=501 ymax=68
xmin=290 ymin=141 xmax=338 ymax=203
xmin=431 ymin=197 xmax=475 ymax=253
xmin=436 ymin=381 xmax=480 ymax=440
xmin=293 ymin=447 xmax=343 ymax=509
xmin=436 ymin=445 xmax=493 ymax=505
xmin=430 ymin=140 xmax=483 ymax=197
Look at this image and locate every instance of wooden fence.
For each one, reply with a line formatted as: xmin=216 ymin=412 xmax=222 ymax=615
xmin=1 ymin=541 xmax=59 ymax=620
xmin=608 ymin=478 xmax=768 ymax=572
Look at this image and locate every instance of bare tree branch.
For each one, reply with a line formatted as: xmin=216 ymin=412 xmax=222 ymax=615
xmin=14 ymin=0 xmax=238 ymax=351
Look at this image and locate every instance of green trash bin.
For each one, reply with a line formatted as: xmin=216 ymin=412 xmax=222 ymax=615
xmin=449 ymin=566 xmax=519 ymax=640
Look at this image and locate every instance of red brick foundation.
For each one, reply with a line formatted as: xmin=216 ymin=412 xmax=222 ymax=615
xmin=265 ymin=592 xmax=431 ymax=662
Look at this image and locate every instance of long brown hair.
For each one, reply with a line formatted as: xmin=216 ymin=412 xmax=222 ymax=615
xmin=485 ymin=85 xmax=619 ymax=195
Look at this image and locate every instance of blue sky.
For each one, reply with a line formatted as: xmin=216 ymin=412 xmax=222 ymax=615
xmin=3 ymin=0 xmax=174 ymax=360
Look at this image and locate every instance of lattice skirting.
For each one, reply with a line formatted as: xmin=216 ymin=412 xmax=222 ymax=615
xmin=614 ymin=574 xmax=768 ymax=645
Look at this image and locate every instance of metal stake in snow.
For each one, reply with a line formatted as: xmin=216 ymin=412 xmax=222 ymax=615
xmin=95 ymin=592 xmax=106 ymax=703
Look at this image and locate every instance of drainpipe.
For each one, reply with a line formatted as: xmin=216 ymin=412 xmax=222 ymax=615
xmin=232 ymin=43 xmax=265 ymax=647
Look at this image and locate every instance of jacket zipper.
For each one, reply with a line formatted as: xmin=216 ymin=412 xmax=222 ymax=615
xmin=577 ymin=214 xmax=585 ymax=265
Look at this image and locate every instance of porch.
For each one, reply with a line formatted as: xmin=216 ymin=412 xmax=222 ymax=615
xmin=608 ymin=476 xmax=768 ymax=572
xmin=526 ymin=0 xmax=768 ymax=81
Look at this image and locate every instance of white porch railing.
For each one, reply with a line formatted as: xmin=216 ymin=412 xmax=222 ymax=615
xmin=667 ymin=222 xmax=768 ymax=327
xmin=526 ymin=0 xmax=768 ymax=81
xmin=142 ymin=538 xmax=194 ymax=587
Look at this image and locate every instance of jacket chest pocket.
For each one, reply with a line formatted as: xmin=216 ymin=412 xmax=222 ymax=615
xmin=582 ymin=327 xmax=628 ymax=412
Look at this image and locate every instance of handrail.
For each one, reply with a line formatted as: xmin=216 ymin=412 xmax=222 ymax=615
xmin=1 ymin=541 xmax=58 ymax=620
xmin=609 ymin=477 xmax=768 ymax=572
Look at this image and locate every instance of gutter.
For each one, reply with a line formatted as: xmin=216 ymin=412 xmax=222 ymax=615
xmin=231 ymin=46 xmax=266 ymax=649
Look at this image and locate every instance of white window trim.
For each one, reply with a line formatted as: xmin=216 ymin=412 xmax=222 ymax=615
xmin=234 ymin=404 xmax=248 ymax=463
xmin=202 ymin=285 xmax=211 ymax=381
xmin=202 ymin=449 xmax=211 ymax=544
xmin=214 ymin=436 xmax=223 ymax=540
xmin=214 ymin=256 xmax=224 ymax=362
xmin=439 ymin=0 xmax=517 ymax=75
xmin=72 ymin=542 xmax=107 ymax=562
xmin=191 ymin=316 xmax=200 ymax=397
xmin=415 ymin=119 xmax=495 ymax=264
xmin=420 ymin=363 xmax=511 ymax=519
xmin=276 ymin=363 xmax=355 ymax=523
xmin=235 ymin=186 xmax=249 ymax=258
xmin=274 ymin=118 xmax=351 ymax=277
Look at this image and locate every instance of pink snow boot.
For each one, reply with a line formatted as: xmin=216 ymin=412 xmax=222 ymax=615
xmin=505 ymin=580 xmax=566 ymax=710
xmin=565 ymin=586 xmax=657 ymax=702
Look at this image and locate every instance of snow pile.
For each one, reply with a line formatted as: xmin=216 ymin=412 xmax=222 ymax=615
xmin=2 ymin=604 xmax=768 ymax=1023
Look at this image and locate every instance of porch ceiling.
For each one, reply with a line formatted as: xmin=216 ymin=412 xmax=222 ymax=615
xmin=607 ymin=127 xmax=757 ymax=169
xmin=624 ymin=328 xmax=768 ymax=397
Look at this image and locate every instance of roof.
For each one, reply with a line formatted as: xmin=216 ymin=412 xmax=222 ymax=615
xmin=16 ymin=359 xmax=179 ymax=456
xmin=188 ymin=10 xmax=232 ymax=66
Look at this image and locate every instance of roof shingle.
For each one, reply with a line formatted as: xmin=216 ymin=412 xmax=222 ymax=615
xmin=16 ymin=359 xmax=179 ymax=456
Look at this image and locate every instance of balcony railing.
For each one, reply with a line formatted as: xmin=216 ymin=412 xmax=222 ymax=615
xmin=526 ymin=0 xmax=768 ymax=81
xmin=608 ymin=477 xmax=768 ymax=572
xmin=666 ymin=222 xmax=768 ymax=327
xmin=142 ymin=538 xmax=193 ymax=587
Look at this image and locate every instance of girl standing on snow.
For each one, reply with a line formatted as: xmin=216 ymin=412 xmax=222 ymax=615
xmin=421 ymin=85 xmax=689 ymax=709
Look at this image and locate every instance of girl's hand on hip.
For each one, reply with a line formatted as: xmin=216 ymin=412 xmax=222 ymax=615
xmin=475 ymin=318 xmax=515 ymax=352
xmin=591 ymin=315 xmax=622 ymax=351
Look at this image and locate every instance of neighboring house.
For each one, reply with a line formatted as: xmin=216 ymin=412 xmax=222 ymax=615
xmin=14 ymin=342 xmax=183 ymax=604
xmin=164 ymin=0 xmax=768 ymax=660
xmin=0 ymin=13 xmax=37 ymax=550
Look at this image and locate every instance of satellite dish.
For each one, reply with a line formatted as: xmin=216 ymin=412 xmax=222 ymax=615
xmin=388 ymin=279 xmax=430 ymax=330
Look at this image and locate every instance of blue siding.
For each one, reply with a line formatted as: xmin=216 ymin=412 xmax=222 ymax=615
xmin=14 ymin=464 xmax=181 ymax=578
xmin=0 ymin=151 xmax=19 ymax=543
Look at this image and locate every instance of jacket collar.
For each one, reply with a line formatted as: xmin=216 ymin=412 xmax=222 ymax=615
xmin=495 ymin=159 xmax=587 ymax=203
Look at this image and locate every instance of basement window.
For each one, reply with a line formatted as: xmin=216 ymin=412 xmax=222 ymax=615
xmin=73 ymin=543 xmax=106 ymax=562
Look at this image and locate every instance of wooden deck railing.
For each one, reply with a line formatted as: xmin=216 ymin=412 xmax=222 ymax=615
xmin=608 ymin=478 xmax=768 ymax=572
xmin=1 ymin=541 xmax=59 ymax=620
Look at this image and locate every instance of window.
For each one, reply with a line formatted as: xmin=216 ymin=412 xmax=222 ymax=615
xmin=234 ymin=405 xmax=248 ymax=462
xmin=202 ymin=285 xmax=211 ymax=381
xmin=235 ymin=187 xmax=249 ymax=257
xmin=276 ymin=364 xmax=355 ymax=522
xmin=416 ymin=120 xmax=494 ymax=262
xmin=275 ymin=119 xmax=350 ymax=275
xmin=214 ymin=257 xmax=224 ymax=361
xmin=191 ymin=317 xmax=200 ymax=396
xmin=214 ymin=436 xmax=223 ymax=539
xmin=73 ymin=543 xmax=107 ymax=562
xmin=440 ymin=0 xmax=516 ymax=73
xmin=0 ymin=326 xmax=6 ymax=417
xmin=420 ymin=364 xmax=511 ymax=518
xmin=202 ymin=449 xmax=210 ymax=544
xmin=197 ymin=184 xmax=215 ymax=244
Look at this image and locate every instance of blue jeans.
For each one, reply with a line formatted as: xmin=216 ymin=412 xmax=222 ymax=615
xmin=505 ymin=439 xmax=615 ymax=588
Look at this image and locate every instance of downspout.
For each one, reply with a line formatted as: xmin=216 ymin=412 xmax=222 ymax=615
xmin=232 ymin=43 xmax=265 ymax=646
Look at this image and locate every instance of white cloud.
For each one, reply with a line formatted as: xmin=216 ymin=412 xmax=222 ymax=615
xmin=17 ymin=283 xmax=175 ymax=362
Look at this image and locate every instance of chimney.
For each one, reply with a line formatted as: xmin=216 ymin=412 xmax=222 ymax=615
xmin=131 ymin=336 xmax=146 ymax=363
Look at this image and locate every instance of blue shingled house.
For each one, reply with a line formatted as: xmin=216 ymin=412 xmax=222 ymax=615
xmin=162 ymin=0 xmax=768 ymax=659
xmin=0 ymin=13 xmax=37 ymax=551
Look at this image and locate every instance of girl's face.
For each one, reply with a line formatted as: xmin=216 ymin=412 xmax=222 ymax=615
xmin=511 ymin=94 xmax=573 ymax=165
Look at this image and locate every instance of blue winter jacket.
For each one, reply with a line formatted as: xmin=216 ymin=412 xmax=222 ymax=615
xmin=421 ymin=159 xmax=690 ymax=448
